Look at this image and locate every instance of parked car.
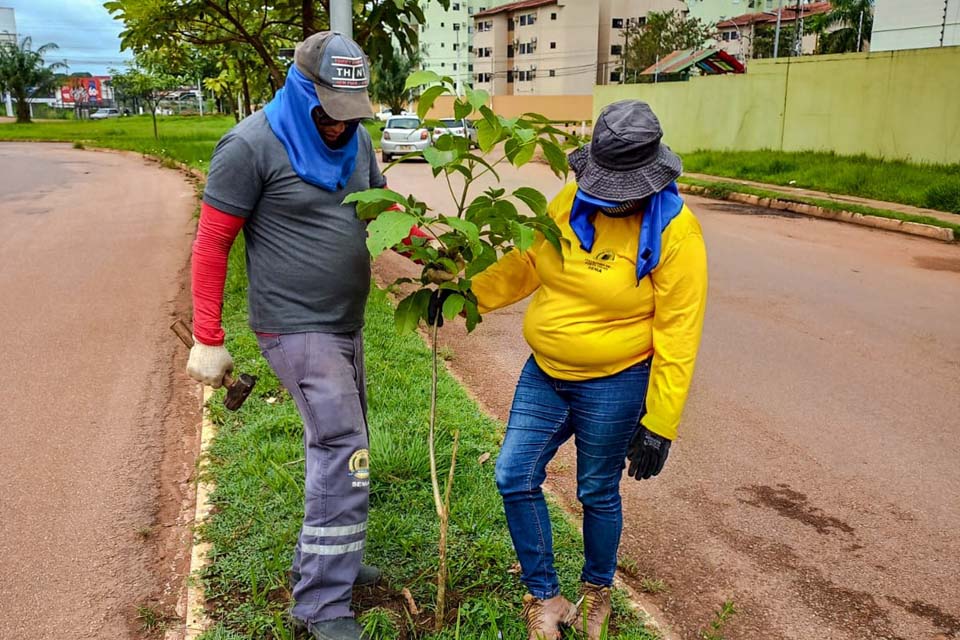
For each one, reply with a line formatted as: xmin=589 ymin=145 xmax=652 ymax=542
xmin=380 ymin=115 xmax=431 ymax=163
xmin=90 ymin=108 xmax=121 ymax=120
xmin=431 ymin=118 xmax=477 ymax=146
xmin=376 ymin=108 xmax=412 ymax=122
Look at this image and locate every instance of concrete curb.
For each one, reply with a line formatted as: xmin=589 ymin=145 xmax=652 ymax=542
xmin=166 ymin=385 xmax=216 ymax=640
xmin=679 ymin=183 xmax=956 ymax=243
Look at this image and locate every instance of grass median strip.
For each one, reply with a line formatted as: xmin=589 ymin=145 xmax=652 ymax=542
xmin=679 ymin=176 xmax=960 ymax=240
xmin=0 ymin=115 xmax=381 ymax=161
xmin=198 ymin=237 xmax=658 ymax=639
xmin=682 ymin=149 xmax=960 ymax=215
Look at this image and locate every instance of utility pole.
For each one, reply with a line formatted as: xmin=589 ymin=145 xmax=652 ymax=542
xmin=773 ymin=0 xmax=784 ymax=58
xmin=330 ymin=0 xmax=352 ymax=38
xmin=857 ymin=9 xmax=864 ymax=51
xmin=197 ymin=75 xmax=204 ymax=116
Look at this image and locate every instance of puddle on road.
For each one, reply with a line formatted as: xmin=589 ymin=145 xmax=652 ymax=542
xmin=913 ymin=256 xmax=960 ymax=273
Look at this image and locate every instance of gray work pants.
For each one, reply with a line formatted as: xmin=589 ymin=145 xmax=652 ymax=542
xmin=257 ymin=331 xmax=369 ymax=623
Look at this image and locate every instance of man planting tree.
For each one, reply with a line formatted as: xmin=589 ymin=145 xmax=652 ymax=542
xmin=185 ymin=32 xmax=421 ymax=640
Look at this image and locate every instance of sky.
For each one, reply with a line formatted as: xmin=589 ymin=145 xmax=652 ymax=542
xmin=3 ymin=0 xmax=130 ymax=76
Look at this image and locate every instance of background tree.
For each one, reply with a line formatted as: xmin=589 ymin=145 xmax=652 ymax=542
xmin=621 ymin=10 xmax=717 ymax=78
xmin=110 ymin=67 xmax=178 ymax=138
xmin=0 ymin=37 xmax=66 ymax=124
xmin=810 ymin=0 xmax=874 ymax=54
xmin=752 ymin=22 xmax=804 ymax=58
xmin=105 ymin=0 xmax=437 ymax=93
xmin=369 ymin=47 xmax=422 ymax=114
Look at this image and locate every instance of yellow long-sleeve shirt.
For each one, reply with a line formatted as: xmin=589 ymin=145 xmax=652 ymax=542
xmin=471 ymin=182 xmax=708 ymax=441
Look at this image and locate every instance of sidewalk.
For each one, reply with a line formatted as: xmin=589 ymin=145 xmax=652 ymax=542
xmin=685 ymin=172 xmax=960 ymax=227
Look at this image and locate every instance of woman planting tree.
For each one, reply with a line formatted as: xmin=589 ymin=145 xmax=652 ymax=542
xmin=470 ymin=100 xmax=709 ymax=640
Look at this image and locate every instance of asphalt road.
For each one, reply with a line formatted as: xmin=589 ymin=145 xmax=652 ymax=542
xmin=375 ymin=159 xmax=960 ymax=640
xmin=0 ymin=144 xmax=199 ymax=638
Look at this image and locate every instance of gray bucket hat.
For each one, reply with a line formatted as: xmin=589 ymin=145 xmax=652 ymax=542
xmin=569 ymin=100 xmax=682 ymax=201
xmin=294 ymin=31 xmax=374 ymax=121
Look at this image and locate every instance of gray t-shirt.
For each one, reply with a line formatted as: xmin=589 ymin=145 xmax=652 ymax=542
xmin=203 ymin=111 xmax=385 ymax=334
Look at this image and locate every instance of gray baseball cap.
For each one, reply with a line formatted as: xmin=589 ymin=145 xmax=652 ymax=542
xmin=294 ymin=31 xmax=374 ymax=121
xmin=569 ymin=100 xmax=682 ymax=201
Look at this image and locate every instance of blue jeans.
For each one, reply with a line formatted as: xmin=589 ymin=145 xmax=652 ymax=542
xmin=495 ymin=356 xmax=651 ymax=599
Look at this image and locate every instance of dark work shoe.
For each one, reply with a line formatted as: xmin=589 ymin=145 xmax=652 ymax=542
xmin=289 ymin=564 xmax=382 ymax=591
xmin=355 ymin=563 xmax=382 ymax=587
xmin=308 ymin=617 xmax=369 ymax=640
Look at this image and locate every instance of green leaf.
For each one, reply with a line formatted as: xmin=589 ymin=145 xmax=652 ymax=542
xmin=479 ymin=105 xmax=498 ymax=128
xmin=405 ymin=70 xmax=442 ymax=90
xmin=467 ymin=88 xmax=490 ymax=112
xmin=417 ymin=85 xmax=447 ymax=120
xmin=342 ymin=188 xmax=407 ymax=206
xmin=539 ymin=139 xmax=569 ymax=179
xmin=476 ymin=118 xmax=502 ymax=153
xmin=465 ymin=242 xmax=498 ymax=278
xmin=442 ymin=293 xmax=465 ymax=320
xmin=464 ymin=298 xmax=482 ymax=333
xmin=513 ymin=187 xmax=548 ymax=216
xmin=366 ymin=210 xmax=417 ymax=257
xmin=422 ymin=145 xmax=456 ymax=169
xmin=454 ymin=99 xmax=472 ymax=120
xmin=442 ymin=216 xmax=482 ymax=257
xmin=394 ymin=292 xmax=421 ymax=333
xmin=511 ymin=221 xmax=536 ymax=251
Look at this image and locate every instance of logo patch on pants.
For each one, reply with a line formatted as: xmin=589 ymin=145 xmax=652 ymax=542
xmin=349 ymin=448 xmax=370 ymax=487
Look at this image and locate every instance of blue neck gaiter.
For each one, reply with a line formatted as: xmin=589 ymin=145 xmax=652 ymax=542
xmin=569 ymin=182 xmax=685 ymax=284
xmin=264 ymin=66 xmax=359 ymax=192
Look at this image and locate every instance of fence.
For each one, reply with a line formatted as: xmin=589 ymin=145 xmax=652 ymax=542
xmin=426 ymin=94 xmax=593 ymax=123
xmin=594 ymin=46 xmax=960 ymax=165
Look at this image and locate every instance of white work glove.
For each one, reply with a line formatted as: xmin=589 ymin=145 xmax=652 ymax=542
xmin=186 ymin=336 xmax=234 ymax=388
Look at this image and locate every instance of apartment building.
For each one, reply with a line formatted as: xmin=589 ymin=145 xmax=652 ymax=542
xmin=472 ymin=0 xmax=693 ymax=95
xmin=715 ymin=1 xmax=831 ymax=59
xmin=418 ymin=0 xmax=516 ymax=93
xmin=871 ymin=0 xmax=960 ymax=50
xmin=0 ymin=7 xmax=16 ymax=45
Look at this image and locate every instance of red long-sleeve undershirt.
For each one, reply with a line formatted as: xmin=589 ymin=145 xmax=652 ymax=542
xmin=191 ymin=201 xmax=429 ymax=346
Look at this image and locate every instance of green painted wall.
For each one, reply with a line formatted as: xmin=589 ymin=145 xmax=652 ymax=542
xmin=594 ymin=46 xmax=960 ymax=165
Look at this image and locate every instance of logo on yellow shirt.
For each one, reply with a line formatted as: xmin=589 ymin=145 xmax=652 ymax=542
xmin=585 ymin=249 xmax=617 ymax=273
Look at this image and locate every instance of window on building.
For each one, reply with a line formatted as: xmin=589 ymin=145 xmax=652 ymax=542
xmin=519 ymin=15 xmax=527 ymax=26
xmin=508 ymin=18 xmax=515 ymax=30
xmin=551 ymin=12 xmax=557 ymax=20
xmin=722 ymin=32 xmax=730 ymax=41
xmin=468 ymin=6 xmax=474 ymax=14
xmin=549 ymin=69 xmax=556 ymax=77
xmin=507 ymin=44 xmax=514 ymax=58
xmin=441 ymin=22 xmax=445 ymax=27
xmin=468 ymin=64 xmax=474 ymax=71
xmin=507 ymin=70 xmax=514 ymax=83
xmin=468 ymin=45 xmax=473 ymax=52
xmin=550 ymin=41 xmax=556 ymax=49
xmin=611 ymin=44 xmax=622 ymax=55
xmin=612 ymin=18 xmax=624 ymax=28
xmin=610 ymin=70 xmax=622 ymax=82
xmin=453 ymin=63 xmax=458 ymax=70
xmin=452 ymin=2 xmax=459 ymax=9
xmin=637 ymin=16 xmax=646 ymax=26
xmin=453 ymin=43 xmax=459 ymax=50
xmin=468 ymin=26 xmax=473 ymax=33
xmin=730 ymin=31 xmax=739 ymax=40
xmin=528 ymin=13 xmax=536 ymax=25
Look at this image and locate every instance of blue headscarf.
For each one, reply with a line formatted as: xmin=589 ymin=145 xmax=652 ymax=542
xmin=264 ymin=65 xmax=359 ymax=192
xmin=569 ymin=182 xmax=685 ymax=284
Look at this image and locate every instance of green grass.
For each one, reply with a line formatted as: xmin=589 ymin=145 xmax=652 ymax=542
xmin=198 ymin=237 xmax=659 ymax=638
xmin=679 ymin=176 xmax=960 ymax=240
xmin=682 ymin=149 xmax=960 ymax=215
xmin=0 ymin=115 xmax=382 ymax=167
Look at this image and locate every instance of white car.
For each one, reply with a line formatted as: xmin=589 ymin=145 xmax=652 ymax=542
xmin=380 ymin=116 xmax=431 ymax=163
xmin=376 ymin=108 xmax=412 ymax=122
xmin=90 ymin=108 xmax=121 ymax=120
xmin=432 ymin=118 xmax=477 ymax=145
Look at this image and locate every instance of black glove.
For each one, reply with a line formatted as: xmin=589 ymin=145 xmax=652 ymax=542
xmin=626 ymin=425 xmax=672 ymax=480
xmin=427 ymin=289 xmax=456 ymax=327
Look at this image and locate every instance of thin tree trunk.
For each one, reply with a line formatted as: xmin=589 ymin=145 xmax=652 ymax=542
xmin=239 ymin=59 xmax=253 ymax=116
xmin=428 ymin=319 xmax=460 ymax=631
xmin=303 ymin=0 xmax=317 ymax=39
xmin=14 ymin=92 xmax=30 ymax=124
